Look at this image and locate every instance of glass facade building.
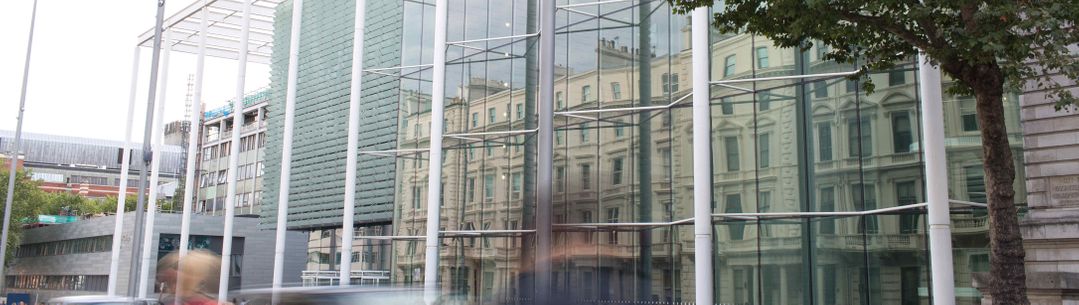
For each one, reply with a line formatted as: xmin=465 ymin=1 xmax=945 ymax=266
xmin=264 ymin=1 xmax=1027 ymax=304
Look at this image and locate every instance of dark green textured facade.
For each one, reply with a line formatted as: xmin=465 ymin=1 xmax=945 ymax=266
xmin=262 ymin=0 xmax=402 ymax=229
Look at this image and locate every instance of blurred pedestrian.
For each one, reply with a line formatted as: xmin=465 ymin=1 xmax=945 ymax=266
xmin=157 ymin=250 xmax=226 ymax=305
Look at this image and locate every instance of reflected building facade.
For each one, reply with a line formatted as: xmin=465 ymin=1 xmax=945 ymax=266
xmin=265 ymin=1 xmax=1025 ymax=304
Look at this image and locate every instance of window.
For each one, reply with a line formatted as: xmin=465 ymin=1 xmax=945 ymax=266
xmin=606 ymin=207 xmax=620 ymax=244
xmin=662 ymin=73 xmax=679 ymax=94
xmin=486 ymin=143 xmax=493 ymax=156
xmin=889 ymin=70 xmax=907 ymax=86
xmin=725 ymin=194 xmax=744 ymax=240
xmin=556 ymin=92 xmax=564 ymax=109
xmin=581 ymin=164 xmax=591 ymax=190
xmin=614 ymin=120 xmax=624 ymax=138
xmin=467 ymin=177 xmax=476 ymax=203
xmin=579 ymin=123 xmax=589 ymax=143
xmin=897 ymin=181 xmax=919 ymax=233
xmin=892 ymin=112 xmax=913 ymax=153
xmin=610 ymin=82 xmax=622 ymax=100
xmin=724 ymin=55 xmax=736 ymax=77
xmin=759 ymin=133 xmax=770 ymax=168
xmin=758 ymin=90 xmax=771 ymax=111
xmin=472 ymin=112 xmax=479 ymax=128
xmin=965 ymin=166 xmax=986 ymax=204
xmin=962 ymin=113 xmax=978 ymax=131
xmin=556 ymin=131 xmax=563 ymax=145
xmin=555 ymin=166 xmax=565 ymax=193
xmin=611 ymin=157 xmax=624 ymax=185
xmin=670 ymin=74 xmax=679 ymax=92
xmin=582 ymin=85 xmax=592 ymax=102
xmin=724 ymin=136 xmax=740 ymax=172
xmin=217 ymin=170 xmax=227 ymax=185
xmin=848 ymin=118 xmax=873 ymax=157
xmin=488 ymin=107 xmax=497 ymax=124
xmin=755 ymin=47 xmax=769 ymax=68
xmin=411 ymin=186 xmax=422 ymax=209
xmin=581 ymin=211 xmax=593 ymax=244
xmin=721 ymin=97 xmax=734 ymax=115
xmin=516 ymin=103 xmax=524 ymax=120
xmin=818 ymin=123 xmax=832 ymax=161
xmin=846 ymin=79 xmax=859 ymax=93
xmin=901 ymin=267 xmax=920 ymax=305
xmin=759 ymin=191 xmax=772 ymax=237
xmin=814 ymin=80 xmax=828 ymax=98
xmin=854 ymin=184 xmax=879 ymax=233
xmin=660 ymin=147 xmax=672 ymax=180
xmin=817 ymin=44 xmax=830 ymax=61
xmin=413 ymin=123 xmax=421 ymax=138
xmin=484 ymin=174 xmax=495 ymax=200
xmin=819 ymin=186 xmax=835 ymax=234
xmin=468 ymin=144 xmax=475 ymax=160
xmin=511 ymin=173 xmax=522 ymax=199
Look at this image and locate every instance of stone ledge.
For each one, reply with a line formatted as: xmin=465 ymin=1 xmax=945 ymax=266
xmin=973 ymin=272 xmax=1079 ymax=305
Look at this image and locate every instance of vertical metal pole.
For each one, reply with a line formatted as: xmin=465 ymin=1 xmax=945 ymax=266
xmin=129 ymin=0 xmax=167 ymax=297
xmin=272 ymin=0 xmax=304 ymax=296
xmin=217 ymin=0 xmax=252 ymax=300
xmin=690 ymin=8 xmax=714 ymax=305
xmin=138 ymin=29 xmax=172 ymax=299
xmin=179 ymin=0 xmax=209 ymax=259
xmin=535 ymin=0 xmax=555 ymax=304
xmin=423 ymin=0 xmax=448 ymax=303
xmin=108 ymin=45 xmax=140 ymax=296
xmin=918 ymin=53 xmax=956 ymax=305
xmin=0 ymin=0 xmax=38 ymax=293
xmin=635 ymin=1 xmax=654 ymax=300
xmin=340 ymin=0 xmax=368 ymax=287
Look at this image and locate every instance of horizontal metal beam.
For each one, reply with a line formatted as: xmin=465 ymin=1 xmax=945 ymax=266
xmin=949 ymin=199 xmax=988 ymax=208
xmin=712 ymin=202 xmax=928 ymax=219
xmin=710 ymin=70 xmax=861 ymax=85
xmin=556 ymin=0 xmax=634 ymax=9
xmin=363 ymin=64 xmax=434 ymax=73
xmin=447 ymin=33 xmax=539 ymax=46
xmin=555 ymin=92 xmax=692 ymax=116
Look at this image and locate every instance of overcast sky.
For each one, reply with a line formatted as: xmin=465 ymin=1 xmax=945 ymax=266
xmin=0 ymin=1 xmax=271 ymax=143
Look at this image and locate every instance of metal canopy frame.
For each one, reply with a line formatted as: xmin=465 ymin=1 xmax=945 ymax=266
xmin=137 ymin=0 xmax=281 ymax=64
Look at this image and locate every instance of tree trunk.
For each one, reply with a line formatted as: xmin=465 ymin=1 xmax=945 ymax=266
xmin=969 ymin=63 xmax=1029 ymax=305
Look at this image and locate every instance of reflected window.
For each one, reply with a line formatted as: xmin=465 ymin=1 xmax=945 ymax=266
xmin=962 ymin=113 xmax=979 ymax=131
xmin=853 ymin=184 xmax=879 ymax=233
xmin=724 ymin=55 xmax=736 ymax=77
xmin=582 ymin=211 xmax=594 ymax=244
xmin=606 ymin=207 xmax=619 ymax=244
xmin=662 ymin=73 xmax=679 ymax=94
xmin=411 ymin=186 xmax=421 ymax=209
xmin=611 ymin=157 xmax=624 ymax=185
xmin=814 ymin=80 xmax=828 ymax=98
xmin=614 ymin=120 xmax=625 ymax=138
xmin=897 ymin=181 xmax=919 ymax=233
xmin=889 ymin=70 xmax=907 ymax=86
xmin=822 ymin=265 xmax=837 ymax=304
xmin=471 ymin=112 xmax=479 ymax=128
xmin=758 ymin=90 xmax=772 ymax=111
xmin=611 ymin=82 xmax=622 ymax=100
xmin=556 ymin=166 xmax=565 ymax=193
xmin=819 ymin=186 xmax=835 ymax=234
xmin=755 ymin=47 xmax=769 ymax=68
xmin=848 ymin=118 xmax=873 ymax=157
xmin=556 ymin=92 xmax=564 ymax=110
xmin=759 ymin=133 xmax=771 ymax=168
xmin=581 ymin=164 xmax=592 ymax=190
xmin=511 ymin=173 xmax=522 ymax=199
xmin=901 ymin=267 xmax=920 ymax=305
xmin=556 ymin=130 xmax=564 ymax=145
xmin=582 ymin=85 xmax=592 ymax=102
xmin=817 ymin=123 xmax=833 ymax=161
xmin=725 ymin=136 xmax=740 ymax=172
xmin=965 ymin=166 xmax=986 ymax=204
xmin=846 ymin=79 xmax=858 ymax=93
xmin=721 ymin=97 xmax=734 ymax=115
xmin=484 ymin=174 xmax=495 ymax=201
xmin=468 ymin=144 xmax=475 ymax=160
xmin=467 ymin=177 xmax=476 ymax=203
xmin=488 ymin=107 xmax=497 ymax=124
xmin=892 ymin=112 xmax=913 ymax=153
xmin=660 ymin=147 xmax=672 ymax=180
xmin=413 ymin=124 xmax=421 ymax=138
xmin=580 ymin=123 xmax=590 ymax=143
xmin=516 ymin=103 xmax=524 ymax=121
xmin=725 ymin=194 xmax=744 ymax=240
xmin=817 ymin=44 xmax=830 ymax=61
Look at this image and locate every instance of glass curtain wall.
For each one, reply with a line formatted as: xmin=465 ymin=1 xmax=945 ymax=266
xmin=376 ymin=1 xmax=1027 ymax=305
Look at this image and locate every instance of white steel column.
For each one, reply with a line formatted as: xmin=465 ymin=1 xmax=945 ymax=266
xmin=423 ymin=0 xmax=449 ymax=303
xmin=918 ymin=53 xmax=956 ymax=305
xmin=339 ymin=0 xmax=367 ymax=286
xmin=218 ymin=0 xmax=252 ymax=300
xmin=107 ymin=45 xmax=140 ymax=296
xmin=272 ymin=0 xmax=304 ymax=294
xmin=0 ymin=0 xmax=37 ymax=292
xmin=137 ymin=29 xmax=172 ymax=299
xmin=690 ymin=8 xmax=714 ymax=305
xmin=179 ymin=0 xmax=209 ymax=259
xmin=534 ymin=0 xmax=555 ymax=304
